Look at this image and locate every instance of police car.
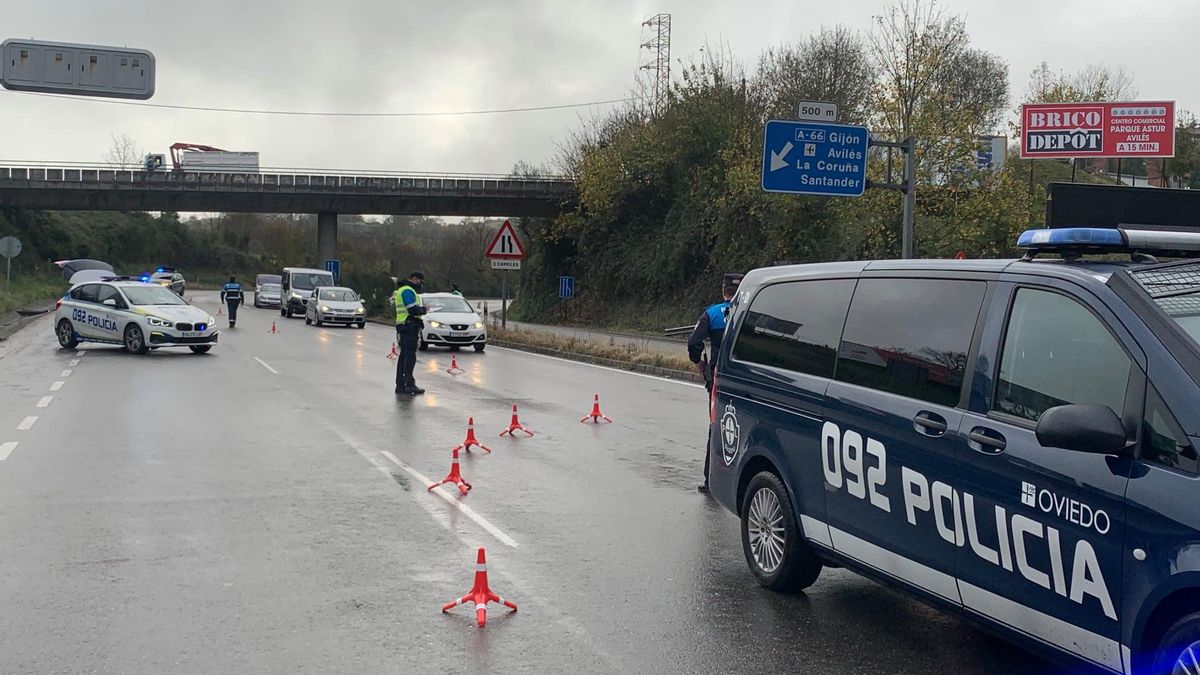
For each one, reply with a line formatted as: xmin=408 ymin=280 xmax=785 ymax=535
xmin=55 ymin=277 xmax=218 ymax=354
xmin=709 ymin=228 xmax=1200 ymax=674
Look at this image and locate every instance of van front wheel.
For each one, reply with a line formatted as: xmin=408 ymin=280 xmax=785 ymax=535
xmin=740 ymin=471 xmax=821 ymax=593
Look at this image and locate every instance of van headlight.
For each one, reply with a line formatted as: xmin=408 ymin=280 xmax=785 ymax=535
xmin=321 ymin=305 xmax=331 ymax=312
xmin=291 ymin=292 xmax=302 ymax=300
xmin=146 ymin=316 xmax=173 ymax=328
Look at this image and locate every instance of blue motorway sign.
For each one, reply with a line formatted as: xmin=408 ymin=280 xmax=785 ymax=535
xmin=761 ymin=120 xmax=869 ymax=197
xmin=559 ymin=275 xmax=574 ymax=299
xmin=324 ymin=259 xmax=340 ymax=283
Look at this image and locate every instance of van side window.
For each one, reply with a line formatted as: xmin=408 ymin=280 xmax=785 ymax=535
xmin=836 ymin=278 xmax=985 ymax=407
xmin=1143 ymin=386 xmax=1198 ymax=474
xmin=731 ymin=279 xmax=855 ymax=378
xmin=995 ymin=288 xmax=1131 ymax=422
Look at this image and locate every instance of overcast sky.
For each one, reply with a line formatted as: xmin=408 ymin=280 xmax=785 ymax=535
xmin=3 ymin=0 xmax=1197 ymax=175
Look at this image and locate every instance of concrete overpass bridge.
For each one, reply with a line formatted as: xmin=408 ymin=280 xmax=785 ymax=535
xmin=0 ymin=164 xmax=577 ymax=262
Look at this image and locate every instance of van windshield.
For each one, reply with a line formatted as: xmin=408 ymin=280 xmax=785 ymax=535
xmin=291 ymin=273 xmax=335 ymax=290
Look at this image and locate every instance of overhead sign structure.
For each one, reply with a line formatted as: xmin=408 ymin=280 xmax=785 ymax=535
xmin=796 ymin=101 xmax=838 ymax=122
xmin=559 ymin=276 xmax=574 ymax=299
xmin=761 ymin=120 xmax=869 ymax=197
xmin=323 ymin=259 xmax=340 ymax=283
xmin=2 ymin=39 xmax=155 ymax=100
xmin=1020 ymin=101 xmax=1176 ymax=158
xmin=484 ymin=220 xmax=527 ymax=260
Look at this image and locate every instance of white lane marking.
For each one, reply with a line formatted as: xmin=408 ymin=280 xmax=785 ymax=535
xmin=17 ymin=416 xmax=37 ymax=431
xmin=36 ymin=396 xmax=53 ymax=408
xmin=75 ymin=350 xmax=85 ymax=357
xmin=61 ymin=369 xmax=72 ymax=377
xmin=49 ymin=381 xmax=64 ymax=391
xmin=381 ymin=450 xmax=519 ymax=549
xmin=0 ymin=442 xmax=16 ymax=461
xmin=489 ymin=344 xmax=705 ymax=389
xmin=68 ymin=359 xmax=80 ymax=367
xmin=253 ymin=357 xmax=279 ymax=375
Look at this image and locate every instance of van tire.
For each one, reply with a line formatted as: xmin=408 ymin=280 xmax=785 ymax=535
xmin=740 ymin=471 xmax=821 ymax=593
xmin=1154 ymin=612 xmax=1200 ymax=675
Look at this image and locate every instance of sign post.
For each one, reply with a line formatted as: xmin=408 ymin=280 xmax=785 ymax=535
xmin=484 ymin=220 xmax=527 ymax=330
xmin=0 ymin=236 xmax=22 ymax=293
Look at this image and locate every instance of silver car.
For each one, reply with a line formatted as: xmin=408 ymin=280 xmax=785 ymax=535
xmin=254 ymin=283 xmax=282 ymax=308
xmin=305 ymin=286 xmax=366 ymax=328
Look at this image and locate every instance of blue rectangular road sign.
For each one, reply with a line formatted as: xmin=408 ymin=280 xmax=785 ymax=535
xmin=761 ymin=120 xmax=869 ymax=197
xmin=559 ymin=276 xmax=574 ymax=299
xmin=324 ymin=259 xmax=340 ymax=283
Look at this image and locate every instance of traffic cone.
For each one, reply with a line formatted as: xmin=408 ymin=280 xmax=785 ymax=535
xmin=499 ymin=404 xmax=534 ymax=437
xmin=453 ymin=417 xmax=492 ymax=453
xmin=386 ymin=343 xmax=399 ymax=360
xmin=217 ymin=306 xmax=224 ymax=317
xmin=441 ymin=547 xmax=518 ymax=627
xmin=428 ymin=447 xmax=471 ymax=495
xmin=580 ymin=394 xmax=613 ymax=424
xmin=268 ymin=321 xmax=278 ymax=334
xmin=446 ymin=354 xmax=465 ymax=374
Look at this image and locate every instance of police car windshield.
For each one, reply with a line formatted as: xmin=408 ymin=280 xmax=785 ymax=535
xmin=318 ymin=289 xmax=358 ymax=302
xmin=292 ymin=273 xmax=334 ymax=290
xmin=426 ymin=297 xmax=473 ymax=313
xmin=123 ymin=285 xmax=187 ymax=306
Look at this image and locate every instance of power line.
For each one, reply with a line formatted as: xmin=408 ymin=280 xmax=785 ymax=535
xmin=0 ymin=89 xmax=638 ymax=118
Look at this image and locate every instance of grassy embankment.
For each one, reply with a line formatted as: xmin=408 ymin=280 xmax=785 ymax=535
xmin=488 ymin=324 xmax=695 ymax=374
xmin=0 ymin=276 xmax=68 ymax=315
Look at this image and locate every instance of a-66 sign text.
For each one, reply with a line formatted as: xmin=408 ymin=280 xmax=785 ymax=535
xmin=1021 ymin=101 xmax=1175 ymax=158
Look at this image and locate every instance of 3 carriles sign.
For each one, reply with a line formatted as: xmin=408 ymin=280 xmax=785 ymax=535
xmin=1020 ymin=101 xmax=1175 ymax=158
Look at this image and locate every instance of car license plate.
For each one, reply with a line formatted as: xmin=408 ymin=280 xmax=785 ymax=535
xmin=450 ymin=331 xmax=468 ymax=337
xmin=181 ymin=331 xmax=200 ymax=338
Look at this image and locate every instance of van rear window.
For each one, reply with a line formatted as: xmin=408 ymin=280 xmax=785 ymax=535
xmin=732 ymin=279 xmax=855 ymax=378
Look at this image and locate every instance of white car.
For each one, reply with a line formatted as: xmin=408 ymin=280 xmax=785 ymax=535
xmin=418 ymin=293 xmax=486 ymax=352
xmin=305 ymin=286 xmax=366 ymax=328
xmin=54 ymin=278 xmax=219 ymax=354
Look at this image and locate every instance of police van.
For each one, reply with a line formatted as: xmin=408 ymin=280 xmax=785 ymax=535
xmin=709 ymin=228 xmax=1200 ymax=674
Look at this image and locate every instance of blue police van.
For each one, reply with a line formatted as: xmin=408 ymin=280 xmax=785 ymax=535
xmin=708 ymin=228 xmax=1200 ymax=674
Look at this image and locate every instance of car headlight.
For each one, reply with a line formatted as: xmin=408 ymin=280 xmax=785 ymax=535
xmin=356 ymin=306 xmax=365 ymax=314
xmin=146 ymin=316 xmax=173 ymax=328
xmin=208 ymin=315 xmax=216 ymax=324
xmin=320 ymin=305 xmax=331 ymax=312
xmin=428 ymin=320 xmax=442 ymax=328
xmin=473 ymin=322 xmax=483 ymax=329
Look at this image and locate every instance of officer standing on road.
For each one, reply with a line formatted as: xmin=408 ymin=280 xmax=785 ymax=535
xmin=394 ymin=272 xmax=429 ymax=396
xmin=220 ymin=275 xmax=243 ymax=328
xmin=688 ymin=272 xmax=743 ymax=493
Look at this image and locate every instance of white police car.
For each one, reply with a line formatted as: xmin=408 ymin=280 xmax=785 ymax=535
xmin=710 ymin=227 xmax=1200 ymax=674
xmin=54 ymin=277 xmax=218 ymax=354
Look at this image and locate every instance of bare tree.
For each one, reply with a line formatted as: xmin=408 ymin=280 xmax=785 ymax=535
xmin=1023 ymin=62 xmax=1137 ymax=104
xmin=105 ymin=133 xmax=142 ymax=169
xmin=756 ymin=26 xmax=875 ymax=125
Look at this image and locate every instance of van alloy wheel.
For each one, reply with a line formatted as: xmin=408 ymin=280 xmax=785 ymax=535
xmin=748 ymin=487 xmax=786 ymax=574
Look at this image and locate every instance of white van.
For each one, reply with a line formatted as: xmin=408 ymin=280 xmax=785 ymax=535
xmin=279 ymin=267 xmax=336 ymax=318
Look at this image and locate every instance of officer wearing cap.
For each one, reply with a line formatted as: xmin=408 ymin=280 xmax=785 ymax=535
xmin=688 ymin=272 xmax=744 ymax=493
xmin=394 ymin=271 xmax=429 ymax=396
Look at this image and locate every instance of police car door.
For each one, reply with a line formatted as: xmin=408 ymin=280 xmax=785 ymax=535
xmin=823 ymin=277 xmax=988 ymax=605
xmin=96 ymin=284 xmax=130 ymax=337
xmin=956 ymin=283 xmax=1134 ymax=673
xmin=68 ymin=283 xmax=103 ymax=339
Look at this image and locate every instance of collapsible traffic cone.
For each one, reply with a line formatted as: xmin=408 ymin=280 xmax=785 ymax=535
xmin=499 ymin=404 xmax=534 ymax=437
xmin=453 ymin=417 xmax=492 ymax=453
xmin=268 ymin=321 xmax=279 ymax=334
xmin=217 ymin=306 xmax=224 ymax=316
xmin=446 ymin=354 xmax=465 ymax=374
xmin=428 ymin=447 xmax=471 ymax=495
xmin=386 ymin=343 xmax=399 ymax=360
xmin=580 ymin=394 xmax=613 ymax=424
xmin=441 ymin=547 xmax=518 ymax=627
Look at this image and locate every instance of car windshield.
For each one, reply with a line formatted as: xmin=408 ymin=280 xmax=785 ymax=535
xmin=257 ymin=274 xmax=282 ymax=286
xmin=261 ymin=284 xmax=281 ymax=293
xmin=319 ymin=289 xmax=358 ymax=301
xmin=123 ymin=285 xmax=187 ymax=306
xmin=426 ymin=297 xmax=474 ymax=313
xmin=291 ymin=273 xmax=334 ymax=290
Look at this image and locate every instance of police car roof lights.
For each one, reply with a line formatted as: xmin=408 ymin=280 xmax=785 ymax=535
xmin=1018 ymin=227 xmax=1200 ymax=259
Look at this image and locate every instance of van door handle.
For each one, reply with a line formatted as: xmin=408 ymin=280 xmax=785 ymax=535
xmin=968 ymin=427 xmax=1007 ymax=454
xmin=913 ymin=411 xmax=948 ymax=437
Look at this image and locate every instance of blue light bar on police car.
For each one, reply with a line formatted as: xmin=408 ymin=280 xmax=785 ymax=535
xmin=1018 ymin=227 xmax=1200 ymax=253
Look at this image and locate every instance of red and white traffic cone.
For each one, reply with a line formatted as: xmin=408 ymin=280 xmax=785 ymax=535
xmin=386 ymin=343 xmax=399 ymax=360
xmin=217 ymin=306 xmax=224 ymax=316
xmin=428 ymin=447 xmax=471 ymax=495
xmin=441 ymin=547 xmax=517 ymax=627
xmin=446 ymin=354 xmax=465 ymax=374
xmin=579 ymin=394 xmax=613 ymax=424
xmin=499 ymin=404 xmax=534 ymax=437
xmin=268 ymin=321 xmax=278 ymax=334
xmin=453 ymin=417 xmax=492 ymax=453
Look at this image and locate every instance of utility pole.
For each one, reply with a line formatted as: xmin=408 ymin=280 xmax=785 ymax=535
xmin=866 ymin=137 xmax=917 ymax=259
xmin=639 ymin=14 xmax=671 ymax=117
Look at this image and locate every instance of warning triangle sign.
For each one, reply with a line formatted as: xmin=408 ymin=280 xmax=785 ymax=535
xmin=485 ymin=220 xmax=527 ymax=260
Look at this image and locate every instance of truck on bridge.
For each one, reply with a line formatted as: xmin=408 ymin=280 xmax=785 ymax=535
xmin=143 ymin=142 xmax=259 ymax=173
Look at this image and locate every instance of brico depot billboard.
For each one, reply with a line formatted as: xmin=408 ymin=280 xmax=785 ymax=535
xmin=1021 ymin=101 xmax=1175 ymax=158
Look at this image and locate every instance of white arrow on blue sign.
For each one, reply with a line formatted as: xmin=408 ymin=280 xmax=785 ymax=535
xmin=559 ymin=276 xmax=574 ymax=299
xmin=761 ymin=120 xmax=869 ymax=197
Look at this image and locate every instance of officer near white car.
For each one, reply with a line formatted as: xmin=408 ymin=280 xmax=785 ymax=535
xmin=393 ymin=272 xmax=429 ymax=396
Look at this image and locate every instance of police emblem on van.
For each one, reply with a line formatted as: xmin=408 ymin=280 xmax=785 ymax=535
xmin=720 ymin=403 xmax=740 ymax=466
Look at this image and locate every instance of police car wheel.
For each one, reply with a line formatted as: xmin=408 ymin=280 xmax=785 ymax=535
xmin=740 ymin=471 xmax=821 ymax=592
xmin=56 ymin=319 xmax=79 ymax=349
xmin=123 ymin=324 xmax=148 ymax=355
xmin=1155 ymin=612 xmax=1200 ymax=675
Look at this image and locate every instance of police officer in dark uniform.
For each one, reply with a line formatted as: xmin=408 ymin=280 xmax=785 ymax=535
xmin=688 ymin=272 xmax=743 ymax=493
xmin=220 ymin=275 xmax=243 ymax=327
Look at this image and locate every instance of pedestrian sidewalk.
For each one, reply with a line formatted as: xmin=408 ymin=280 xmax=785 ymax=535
xmin=490 ymin=318 xmax=687 ymax=358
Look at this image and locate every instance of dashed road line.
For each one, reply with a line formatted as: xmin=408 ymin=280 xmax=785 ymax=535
xmin=68 ymin=359 xmax=80 ymax=367
xmin=75 ymin=350 xmax=85 ymax=357
xmin=60 ymin=369 xmax=72 ymax=378
xmin=16 ymin=416 xmax=37 ymax=431
xmin=36 ymin=396 xmax=53 ymax=408
xmin=49 ymin=381 xmax=64 ymax=391
xmin=253 ymin=357 xmax=279 ymax=375
xmin=381 ymin=450 xmax=519 ymax=549
xmin=0 ymin=442 xmax=16 ymax=461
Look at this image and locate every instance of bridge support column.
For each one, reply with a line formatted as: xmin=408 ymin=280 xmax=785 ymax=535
xmin=317 ymin=211 xmax=338 ymax=266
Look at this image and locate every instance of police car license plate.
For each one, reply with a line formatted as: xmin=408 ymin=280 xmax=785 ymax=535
xmin=180 ymin=331 xmax=200 ymax=338
xmin=450 ymin=331 xmax=468 ymax=337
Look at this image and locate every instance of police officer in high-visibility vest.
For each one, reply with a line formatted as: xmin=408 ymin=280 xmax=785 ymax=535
xmin=394 ymin=272 xmax=429 ymax=396
xmin=688 ymin=272 xmax=743 ymax=493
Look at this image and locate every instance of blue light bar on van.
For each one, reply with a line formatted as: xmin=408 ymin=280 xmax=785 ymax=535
xmin=1017 ymin=228 xmax=1125 ymax=249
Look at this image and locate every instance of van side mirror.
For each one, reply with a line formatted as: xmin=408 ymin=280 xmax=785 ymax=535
xmin=1036 ymin=404 xmax=1128 ymax=455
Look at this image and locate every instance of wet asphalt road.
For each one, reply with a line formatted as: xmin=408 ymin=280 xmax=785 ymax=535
xmin=0 ymin=292 xmax=1064 ymax=674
